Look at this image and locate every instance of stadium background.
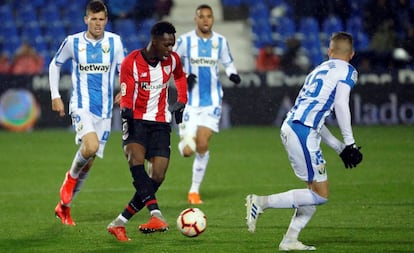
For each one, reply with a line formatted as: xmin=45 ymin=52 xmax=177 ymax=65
xmin=0 ymin=0 xmax=413 ymax=131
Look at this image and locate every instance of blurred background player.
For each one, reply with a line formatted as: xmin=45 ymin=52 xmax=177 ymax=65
xmin=49 ymin=0 xmax=125 ymax=226
xmin=246 ymin=32 xmax=363 ymax=251
xmin=174 ymin=4 xmax=241 ymax=204
xmin=107 ymin=21 xmax=187 ymax=241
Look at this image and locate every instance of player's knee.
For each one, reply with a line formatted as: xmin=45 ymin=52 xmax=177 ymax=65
xmin=178 ymin=135 xmax=196 ymax=157
xmin=196 ymin=140 xmax=208 ymax=153
xmin=84 ymin=142 xmax=99 ymax=157
xmin=311 ymin=190 xmax=328 ymax=205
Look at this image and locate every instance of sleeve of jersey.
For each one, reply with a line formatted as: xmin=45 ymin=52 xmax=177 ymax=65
xmin=119 ymin=54 xmax=135 ymax=110
xmin=49 ymin=37 xmax=71 ymax=99
xmin=115 ymin=37 xmax=126 ymax=73
xmin=221 ymin=40 xmax=238 ymax=76
xmin=335 ymin=82 xmax=355 ymax=145
xmin=172 ymin=53 xmax=188 ymax=104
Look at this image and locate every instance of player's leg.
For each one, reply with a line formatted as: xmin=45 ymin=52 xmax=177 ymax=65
xmin=138 ymin=124 xmax=171 ymax=233
xmin=58 ymin=132 xmax=98 ymax=205
xmin=68 ymin=117 xmax=111 ymax=203
xmin=279 ymin=121 xmax=327 ymax=250
xmin=59 ymin=112 xmax=101 ymax=205
xmin=188 ymin=106 xmax=220 ymax=204
xmin=246 ymin=120 xmax=327 ymax=250
xmin=107 ymin=191 xmax=144 ymax=241
xmin=178 ymin=106 xmax=197 ymax=157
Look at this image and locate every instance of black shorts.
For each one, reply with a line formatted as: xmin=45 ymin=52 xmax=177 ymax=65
xmin=123 ymin=119 xmax=171 ymax=159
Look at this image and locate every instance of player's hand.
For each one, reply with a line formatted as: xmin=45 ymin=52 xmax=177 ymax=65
xmin=114 ymin=92 xmax=121 ymax=105
xmin=339 ymin=144 xmax=363 ymax=169
xmin=187 ymin=74 xmax=197 ymax=91
xmin=51 ymin=98 xmax=65 ymax=117
xmin=229 ymin=73 xmax=241 ymax=85
xmin=170 ymin=101 xmax=185 ymax=124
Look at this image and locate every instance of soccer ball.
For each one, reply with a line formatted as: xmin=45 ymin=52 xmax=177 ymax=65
xmin=176 ymin=208 xmax=207 ymax=237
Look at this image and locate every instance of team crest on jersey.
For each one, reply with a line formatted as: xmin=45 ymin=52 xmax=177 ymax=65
xmin=121 ymin=82 xmax=127 ymax=96
xmin=212 ymin=41 xmax=219 ymax=49
xmin=163 ymin=66 xmax=171 ymax=74
xmin=102 ymin=44 xmax=110 ymax=54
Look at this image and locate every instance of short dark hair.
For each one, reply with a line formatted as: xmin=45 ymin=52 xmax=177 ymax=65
xmin=196 ymin=4 xmax=213 ymax=13
xmin=331 ymin=32 xmax=353 ymax=45
xmin=151 ymin=21 xmax=176 ymax=36
xmin=86 ymin=0 xmax=107 ymax=16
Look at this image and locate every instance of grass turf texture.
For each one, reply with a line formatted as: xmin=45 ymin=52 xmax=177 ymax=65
xmin=0 ymin=126 xmax=413 ymax=253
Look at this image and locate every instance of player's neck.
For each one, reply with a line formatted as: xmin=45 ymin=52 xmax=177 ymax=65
xmin=196 ymin=30 xmax=212 ymax=39
xmin=141 ymin=48 xmax=159 ymax=67
xmin=85 ymin=31 xmax=104 ymax=41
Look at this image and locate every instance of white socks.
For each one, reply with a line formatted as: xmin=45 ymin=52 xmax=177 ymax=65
xmin=69 ymin=151 xmax=89 ymax=178
xmin=285 ymin=205 xmax=316 ymax=239
xmin=265 ymin=189 xmax=326 ymax=209
xmin=257 ymin=188 xmax=326 ymax=241
xmin=189 ymin=151 xmax=209 ymax=193
xmin=109 ymin=214 xmax=129 ymax=227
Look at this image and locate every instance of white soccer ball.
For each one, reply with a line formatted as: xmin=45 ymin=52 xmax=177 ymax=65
xmin=176 ymin=208 xmax=207 ymax=237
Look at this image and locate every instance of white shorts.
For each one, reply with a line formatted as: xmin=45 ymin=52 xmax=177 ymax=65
xmin=178 ymin=105 xmax=221 ymax=138
xmin=71 ymin=110 xmax=111 ymax=158
xmin=280 ymin=119 xmax=328 ymax=183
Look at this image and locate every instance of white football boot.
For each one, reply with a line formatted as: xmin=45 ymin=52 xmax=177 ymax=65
xmin=278 ymin=235 xmax=316 ymax=251
xmin=245 ymin=194 xmax=263 ymax=233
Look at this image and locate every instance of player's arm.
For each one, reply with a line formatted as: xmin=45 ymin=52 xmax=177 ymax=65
xmin=49 ymin=37 xmax=71 ymax=117
xmin=114 ymin=37 xmax=126 ymax=105
xmin=220 ymin=39 xmax=240 ymax=84
xmin=119 ymin=52 xmax=136 ymax=118
xmin=172 ymin=53 xmax=188 ymax=104
xmin=170 ymin=53 xmax=188 ymax=124
xmin=334 ymin=81 xmax=354 ymax=145
xmin=320 ymin=125 xmax=345 ymax=154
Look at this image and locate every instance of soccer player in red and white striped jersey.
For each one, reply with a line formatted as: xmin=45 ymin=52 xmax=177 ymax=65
xmin=107 ymin=21 xmax=187 ymax=241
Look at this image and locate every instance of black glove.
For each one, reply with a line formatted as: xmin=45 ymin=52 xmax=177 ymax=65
xmin=229 ymin=73 xmax=241 ymax=84
xmin=187 ymin=74 xmax=197 ymax=91
xmin=170 ymin=101 xmax=185 ymax=124
xmin=339 ymin=144 xmax=363 ymax=169
xmin=121 ymin=107 xmax=133 ymax=137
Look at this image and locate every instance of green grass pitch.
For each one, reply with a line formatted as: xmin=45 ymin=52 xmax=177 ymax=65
xmin=0 ymin=126 xmax=413 ymax=253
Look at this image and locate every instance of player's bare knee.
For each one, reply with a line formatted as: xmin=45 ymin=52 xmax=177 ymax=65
xmin=83 ymin=142 xmax=99 ymax=157
xmin=310 ymin=190 xmax=328 ymax=204
xmin=196 ymin=142 xmax=208 ymax=153
xmin=179 ymin=135 xmax=196 ymax=157
xmin=182 ymin=146 xmax=194 ymax=157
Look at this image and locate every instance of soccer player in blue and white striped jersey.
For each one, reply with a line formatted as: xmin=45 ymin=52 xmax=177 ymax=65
xmin=49 ymin=0 xmax=125 ymax=226
xmin=174 ymin=4 xmax=241 ymax=204
xmin=246 ymin=32 xmax=363 ymax=251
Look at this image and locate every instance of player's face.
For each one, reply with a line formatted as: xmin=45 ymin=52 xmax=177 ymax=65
xmin=195 ymin=8 xmax=214 ymax=35
xmin=154 ymin=33 xmax=176 ymax=61
xmin=84 ymin=11 xmax=107 ymax=40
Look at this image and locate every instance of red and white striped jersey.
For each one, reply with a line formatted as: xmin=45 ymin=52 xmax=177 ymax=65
xmin=120 ymin=49 xmax=187 ymax=123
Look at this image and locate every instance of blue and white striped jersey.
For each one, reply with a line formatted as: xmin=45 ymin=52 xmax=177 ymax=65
xmin=50 ymin=31 xmax=125 ymax=118
xmin=174 ymin=30 xmax=238 ymax=107
xmin=288 ymin=58 xmax=358 ymax=131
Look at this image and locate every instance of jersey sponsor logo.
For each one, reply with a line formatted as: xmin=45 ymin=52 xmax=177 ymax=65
xmin=141 ymin=82 xmax=167 ymax=90
xmin=78 ymin=63 xmax=110 ymax=73
xmin=190 ymin=57 xmax=217 ymax=66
